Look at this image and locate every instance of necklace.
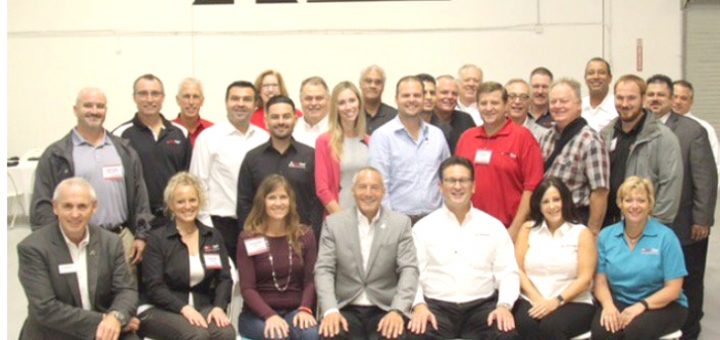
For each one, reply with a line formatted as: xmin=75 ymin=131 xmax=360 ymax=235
xmin=267 ymin=238 xmax=293 ymax=292
xmin=624 ymin=228 xmax=644 ymax=245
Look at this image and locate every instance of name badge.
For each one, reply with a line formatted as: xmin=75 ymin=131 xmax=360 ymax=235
xmin=288 ymin=161 xmax=306 ymax=169
xmin=58 ymin=263 xmax=77 ymax=274
xmin=102 ymin=165 xmax=124 ymax=180
xmin=204 ymin=253 xmax=223 ymax=269
xmin=640 ymin=247 xmax=660 ymax=256
xmin=245 ymin=237 xmax=269 ymax=256
xmin=610 ymin=138 xmax=618 ymax=152
xmin=474 ymin=150 xmax=492 ymax=165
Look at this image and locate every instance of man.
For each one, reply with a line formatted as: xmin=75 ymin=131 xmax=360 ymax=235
xmin=645 ymin=74 xmax=717 ymax=340
xmin=360 ymin=65 xmax=398 ymax=134
xmin=456 ymin=64 xmax=484 ymax=126
xmin=315 ymin=167 xmax=418 ymax=340
xmin=293 ymin=76 xmax=330 ymax=147
xmin=673 ymin=80 xmax=720 ymax=186
xmin=369 ymin=76 xmax=450 ymax=224
xmin=598 ymin=75 xmax=682 ymax=226
xmin=31 ymin=87 xmax=152 ymax=270
xmin=429 ymin=75 xmax=475 ymax=153
xmin=538 ymin=78 xmax=609 ymax=234
xmin=528 ymin=67 xmax=554 ymax=128
xmin=172 ymin=77 xmax=213 ymax=146
xmin=416 ymin=73 xmax=436 ymax=123
xmin=409 ymin=157 xmax=519 ymax=339
xmin=456 ymin=82 xmax=544 ymax=240
xmin=190 ymin=81 xmax=269 ymax=261
xmin=581 ymin=57 xmax=617 ymax=132
xmin=114 ymin=74 xmax=192 ymax=227
xmin=236 ymin=95 xmax=324 ymax=236
xmin=19 ymin=178 xmax=139 ymax=340
xmin=504 ymin=79 xmax=548 ymax=141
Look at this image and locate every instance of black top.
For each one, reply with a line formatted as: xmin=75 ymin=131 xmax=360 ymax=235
xmin=236 ymin=139 xmax=324 ymax=235
xmin=531 ymin=111 xmax=554 ymax=129
xmin=141 ymin=220 xmax=233 ymax=313
xmin=430 ymin=110 xmax=476 ymax=154
xmin=365 ymin=102 xmax=398 ymax=135
xmin=113 ymin=114 xmax=192 ymax=216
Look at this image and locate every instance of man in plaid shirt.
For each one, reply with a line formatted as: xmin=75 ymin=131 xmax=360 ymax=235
xmin=538 ymin=78 xmax=610 ymax=234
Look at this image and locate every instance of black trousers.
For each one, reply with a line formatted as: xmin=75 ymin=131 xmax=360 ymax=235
xmin=417 ymin=296 xmax=518 ymax=340
xmin=681 ymin=238 xmax=709 ymax=340
xmin=211 ymin=215 xmax=240 ymax=263
xmin=321 ymin=305 xmax=411 ymax=340
xmin=591 ymin=300 xmax=687 ymax=340
xmin=513 ymin=299 xmax=594 ymax=340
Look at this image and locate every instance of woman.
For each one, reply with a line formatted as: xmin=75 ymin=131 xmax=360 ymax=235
xmin=513 ymin=177 xmax=597 ymax=340
xmin=140 ymin=172 xmax=235 ymax=340
xmin=251 ymin=69 xmax=302 ymax=130
xmin=236 ymin=175 xmax=319 ymax=339
xmin=315 ymin=81 xmax=369 ymax=214
xmin=592 ymin=176 xmax=688 ymax=339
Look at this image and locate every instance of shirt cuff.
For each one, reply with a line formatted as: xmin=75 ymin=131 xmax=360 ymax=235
xmin=323 ymin=308 xmax=340 ymax=318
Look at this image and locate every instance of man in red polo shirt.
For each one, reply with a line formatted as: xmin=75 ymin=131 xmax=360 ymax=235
xmin=173 ymin=77 xmax=213 ymax=145
xmin=456 ymin=81 xmax=544 ymax=240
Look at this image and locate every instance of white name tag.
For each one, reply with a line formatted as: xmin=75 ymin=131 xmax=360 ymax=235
xmin=245 ymin=237 xmax=269 ymax=256
xmin=610 ymin=138 xmax=618 ymax=152
xmin=58 ymin=263 xmax=77 ymax=274
xmin=102 ymin=165 xmax=124 ymax=180
xmin=204 ymin=254 xmax=223 ymax=269
xmin=474 ymin=150 xmax=492 ymax=165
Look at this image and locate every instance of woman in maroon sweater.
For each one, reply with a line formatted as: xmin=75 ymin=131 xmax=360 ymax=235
xmin=236 ymin=175 xmax=319 ymax=339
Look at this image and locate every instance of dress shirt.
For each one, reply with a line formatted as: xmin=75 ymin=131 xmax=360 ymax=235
xmin=687 ymin=111 xmax=720 ymax=190
xmin=369 ymin=117 xmax=450 ymax=215
xmin=190 ymin=122 xmax=269 ymax=225
xmin=59 ymin=227 xmax=92 ymax=310
xmin=293 ymin=116 xmax=329 ymax=148
xmin=172 ymin=115 xmax=214 ymax=146
xmin=412 ymin=205 xmax=519 ymax=307
xmin=351 ymin=209 xmax=381 ymax=307
xmin=523 ymin=222 xmax=593 ymax=304
xmin=455 ymin=101 xmax=482 ymax=127
xmin=581 ymin=93 xmax=617 ymax=132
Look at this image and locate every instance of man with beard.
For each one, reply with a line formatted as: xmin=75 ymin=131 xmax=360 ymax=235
xmin=190 ymin=81 xmax=269 ymax=261
xmin=236 ymin=95 xmax=324 ymax=237
xmin=293 ymin=76 xmax=330 ymax=147
xmin=504 ymin=79 xmax=548 ymax=141
xmin=456 ymin=64 xmax=483 ymax=126
xmin=361 ymin=65 xmax=398 ymax=134
xmin=429 ymin=75 xmax=475 ymax=153
xmin=528 ymin=67 xmax=554 ymax=128
xmin=172 ymin=77 xmax=213 ymax=146
xmin=581 ymin=58 xmax=617 ymax=132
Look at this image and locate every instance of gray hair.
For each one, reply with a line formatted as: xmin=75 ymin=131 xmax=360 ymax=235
xmin=550 ymin=78 xmax=583 ymax=102
xmin=359 ymin=65 xmax=386 ymax=83
xmin=176 ymin=77 xmax=204 ymax=97
xmin=52 ymin=177 xmax=97 ymax=202
xmin=351 ymin=166 xmax=386 ymax=191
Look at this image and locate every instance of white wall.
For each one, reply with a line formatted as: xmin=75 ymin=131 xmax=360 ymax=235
xmin=7 ymin=0 xmax=683 ymax=156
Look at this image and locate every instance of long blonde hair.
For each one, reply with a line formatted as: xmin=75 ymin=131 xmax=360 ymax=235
xmin=243 ymin=175 xmax=306 ymax=255
xmin=328 ymin=81 xmax=367 ymax=161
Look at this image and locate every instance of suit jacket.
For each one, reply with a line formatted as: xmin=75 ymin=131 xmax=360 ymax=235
xmin=665 ymin=112 xmax=718 ymax=244
xmin=314 ymin=207 xmax=418 ymax=317
xmin=17 ymin=224 xmax=138 ymax=340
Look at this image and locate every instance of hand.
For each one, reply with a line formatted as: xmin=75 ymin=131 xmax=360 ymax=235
xmin=207 ymin=307 xmax=231 ymax=328
xmin=691 ymin=224 xmax=710 ymax=241
xmin=130 ymin=239 xmax=146 ymax=264
xmin=408 ymin=304 xmax=437 ymax=335
xmin=528 ymin=298 xmax=561 ymax=319
xmin=264 ymin=315 xmax=290 ymax=339
xmin=377 ymin=310 xmax=405 ymax=339
xmin=620 ymin=303 xmax=646 ymax=328
xmin=95 ymin=313 xmax=121 ymax=340
xmin=599 ymin=304 xmax=622 ymax=333
xmin=487 ymin=305 xmax=515 ymax=332
xmin=181 ymin=305 xmax=208 ymax=328
xmin=122 ymin=317 xmax=140 ymax=333
xmin=293 ymin=310 xmax=318 ymax=330
xmin=319 ymin=311 xmax=348 ymax=338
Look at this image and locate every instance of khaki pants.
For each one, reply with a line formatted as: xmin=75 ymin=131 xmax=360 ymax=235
xmin=117 ymin=227 xmax=137 ymax=276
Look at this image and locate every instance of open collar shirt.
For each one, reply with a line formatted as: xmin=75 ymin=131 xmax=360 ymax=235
xmin=59 ymin=226 xmax=91 ymax=310
xmin=292 ymin=115 xmax=329 ymax=148
xmin=582 ymin=93 xmax=617 ymax=133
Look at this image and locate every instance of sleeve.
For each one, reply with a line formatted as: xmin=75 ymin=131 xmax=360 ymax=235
xmin=236 ymin=155 xmax=255 ymax=230
xmin=300 ymin=230 xmax=318 ymax=309
xmin=189 ymin=133 xmax=214 ymax=227
xmin=584 ymin=134 xmax=610 ymax=190
xmin=306 ymin=149 xmax=324 ymax=231
xmin=597 ymin=231 xmax=608 ymax=274
xmin=107 ymin=234 xmax=139 ymax=318
xmin=141 ymin=232 xmax=188 ymax=313
xmin=315 ymin=135 xmax=338 ymax=207
xmin=368 ymin=132 xmax=393 ymax=209
xmin=520 ymin=131 xmax=545 ymax=191
xmin=391 ymin=217 xmax=419 ymax=315
xmin=128 ymin=146 xmax=153 ymax=239
xmin=29 ymin=147 xmax=60 ymax=230
xmin=652 ymin=131 xmax=683 ymax=225
xmin=236 ymin=234 xmax=278 ymax=319
xmin=18 ymin=241 xmax=103 ymax=338
xmin=493 ymin=225 xmax=520 ymax=307
xmin=661 ymin=230 xmax=688 ymax=281
xmin=314 ymin=219 xmax=339 ymax=314
xmin=689 ymin=127 xmax=718 ymax=227
xmin=181 ymin=133 xmax=193 ymax=171
xmin=411 ymin=226 xmax=428 ymax=306
xmin=212 ymin=230 xmax=233 ymax=310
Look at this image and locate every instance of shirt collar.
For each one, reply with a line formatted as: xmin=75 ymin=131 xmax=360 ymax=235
xmin=538 ymin=221 xmax=571 ymax=236
xmin=441 ymin=204 xmax=473 ymax=226
xmin=59 ymin=224 xmax=90 ymax=248
xmin=612 ymin=219 xmax=660 ymax=238
xmin=356 ymin=207 xmax=382 ymax=226
xmin=71 ymin=128 xmax=111 ymax=147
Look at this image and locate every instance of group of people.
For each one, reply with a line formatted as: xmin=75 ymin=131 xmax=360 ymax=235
xmin=19 ymin=59 xmax=717 ymax=340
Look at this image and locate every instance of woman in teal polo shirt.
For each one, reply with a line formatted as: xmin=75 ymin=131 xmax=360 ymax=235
xmin=592 ymin=176 xmax=688 ymax=339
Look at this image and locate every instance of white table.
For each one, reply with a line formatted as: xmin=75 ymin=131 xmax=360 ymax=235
xmin=7 ymin=160 xmax=38 ymax=227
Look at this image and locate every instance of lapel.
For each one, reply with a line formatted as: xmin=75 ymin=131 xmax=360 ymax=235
xmin=364 ymin=209 xmax=388 ymax=280
xmin=86 ymin=227 xmax=100 ymax=308
xmin=51 ymin=226 xmax=83 ymax=308
xmin=665 ymin=112 xmax=679 ymax=131
xmin=346 ymin=211 xmax=365 ymax=279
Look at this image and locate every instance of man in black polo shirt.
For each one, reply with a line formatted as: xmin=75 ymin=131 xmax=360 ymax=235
xmin=236 ymin=95 xmax=323 ymax=237
xmin=114 ymin=74 xmax=192 ymax=227
xmin=429 ymin=75 xmax=476 ymax=153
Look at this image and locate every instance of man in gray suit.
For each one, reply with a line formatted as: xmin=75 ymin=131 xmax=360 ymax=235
xmin=315 ymin=167 xmax=419 ymax=340
xmin=18 ymin=177 xmax=140 ymax=340
xmin=646 ymin=74 xmax=718 ymax=340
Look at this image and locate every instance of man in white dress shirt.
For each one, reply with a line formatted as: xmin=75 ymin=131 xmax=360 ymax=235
xmin=189 ymin=80 xmax=269 ymax=261
xmin=293 ymin=76 xmax=330 ymax=147
xmin=408 ymin=156 xmax=520 ymax=340
xmin=581 ymin=57 xmax=617 ymax=132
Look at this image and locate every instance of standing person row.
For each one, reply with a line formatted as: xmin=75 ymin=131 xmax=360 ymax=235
xmin=251 ymin=69 xmax=303 ymax=131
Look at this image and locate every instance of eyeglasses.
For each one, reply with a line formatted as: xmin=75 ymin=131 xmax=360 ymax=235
xmin=262 ymin=83 xmax=280 ymax=89
xmin=508 ymin=94 xmax=530 ymax=101
xmin=134 ymin=91 xmax=164 ymax=98
xmin=442 ymin=177 xmax=473 ymax=186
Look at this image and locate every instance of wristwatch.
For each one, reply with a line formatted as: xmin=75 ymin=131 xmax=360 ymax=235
xmin=108 ymin=310 xmax=128 ymax=327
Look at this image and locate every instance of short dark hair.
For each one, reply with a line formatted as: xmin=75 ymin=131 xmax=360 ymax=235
xmin=673 ymin=79 xmax=694 ymax=93
xmin=416 ymin=73 xmax=436 ymax=86
xmin=477 ymin=81 xmax=508 ymax=103
xmin=395 ymin=75 xmax=424 ymax=97
xmin=133 ymin=73 xmax=164 ymax=94
xmin=225 ymin=80 xmax=257 ymax=102
xmin=528 ymin=177 xmax=578 ymax=227
xmin=586 ymin=57 xmax=612 ymax=76
xmin=530 ymin=67 xmax=554 ymax=81
xmin=438 ymin=156 xmax=475 ymax=181
xmin=265 ymin=95 xmax=296 ymax=113
xmin=646 ymin=74 xmax=674 ymax=96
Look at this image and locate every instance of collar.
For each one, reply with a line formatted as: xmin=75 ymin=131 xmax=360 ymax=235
xmin=164 ymin=220 xmax=213 ymax=239
xmin=59 ymin=224 xmax=90 ymax=248
xmin=300 ymin=115 xmax=329 ymax=129
xmin=657 ymin=112 xmax=671 ymax=124
xmin=538 ymin=221 xmax=571 ymax=236
xmin=356 ymin=207 xmax=382 ymax=226
xmin=390 ymin=116 xmax=429 ymax=135
xmin=441 ymin=204 xmax=473 ymax=226
xmin=613 ymin=110 xmax=646 ymax=137
xmin=476 ymin=118 xmax=512 ymax=138
xmin=71 ymin=128 xmax=111 ymax=147
xmin=260 ymin=138 xmax=298 ymax=154
xmin=132 ymin=113 xmax=171 ymax=130
xmin=612 ymin=219 xmax=660 ymax=238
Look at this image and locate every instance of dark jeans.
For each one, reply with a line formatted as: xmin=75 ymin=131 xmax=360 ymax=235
xmin=321 ymin=305 xmax=410 ymax=340
xmin=591 ymin=300 xmax=687 ymax=340
xmin=238 ymin=308 xmax=319 ymax=340
xmin=211 ymin=215 xmax=239 ymax=263
xmin=138 ymin=306 xmax=236 ymax=340
xmin=513 ymin=298 xmax=594 ymax=340
xmin=681 ymin=239 xmax=708 ymax=340
xmin=416 ymin=296 xmax=519 ymax=340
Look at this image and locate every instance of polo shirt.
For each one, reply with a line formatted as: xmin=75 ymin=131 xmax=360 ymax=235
xmin=365 ymin=102 xmax=398 ymax=135
xmin=455 ymin=119 xmax=544 ymax=227
xmin=529 ymin=111 xmax=553 ymax=129
xmin=173 ymin=114 xmax=214 ymax=146
xmin=236 ymin=139 xmax=323 ymax=233
xmin=597 ymin=219 xmax=688 ymax=307
xmin=429 ymin=110 xmax=476 ymax=154
xmin=113 ymin=114 xmax=192 ymax=214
